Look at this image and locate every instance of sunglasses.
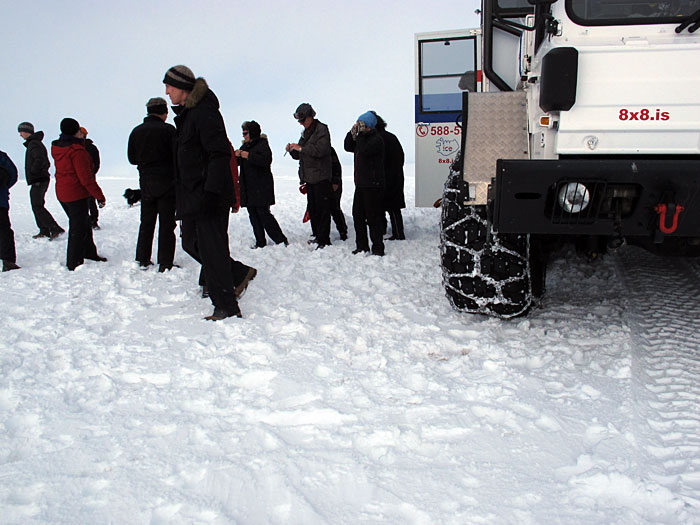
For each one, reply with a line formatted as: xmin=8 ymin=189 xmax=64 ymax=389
xmin=242 ymin=131 xmax=249 ymax=135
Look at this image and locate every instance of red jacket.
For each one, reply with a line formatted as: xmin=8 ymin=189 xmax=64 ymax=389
xmin=51 ymin=137 xmax=105 ymax=203
xmin=229 ymin=142 xmax=240 ymax=213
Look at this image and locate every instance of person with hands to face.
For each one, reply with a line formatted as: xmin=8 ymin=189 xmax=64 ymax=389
xmin=344 ymin=111 xmax=385 ymax=256
xmin=51 ymin=117 xmax=107 ymax=271
xmin=234 ymin=121 xmax=287 ymax=248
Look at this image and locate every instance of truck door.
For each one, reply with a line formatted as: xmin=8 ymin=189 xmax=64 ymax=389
xmin=415 ymin=30 xmax=479 ymax=207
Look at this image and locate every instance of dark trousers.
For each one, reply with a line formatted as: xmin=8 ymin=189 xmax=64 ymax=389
xmin=247 ymin=205 xmax=287 ymax=247
xmin=180 ymin=208 xmax=239 ymax=312
xmin=61 ymin=198 xmax=99 ymax=270
xmin=88 ymin=197 xmax=99 ymax=227
xmin=30 ymin=180 xmax=62 ymax=235
xmin=352 ymin=187 xmax=385 ymax=255
xmin=388 ymin=208 xmax=405 ymax=239
xmin=331 ymin=187 xmax=348 ymax=236
xmin=136 ymin=190 xmax=176 ymax=267
xmin=0 ymin=207 xmax=16 ymax=263
xmin=307 ymin=180 xmax=332 ymax=246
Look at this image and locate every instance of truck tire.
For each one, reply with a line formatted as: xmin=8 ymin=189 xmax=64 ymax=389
xmin=440 ymin=167 xmax=539 ymax=318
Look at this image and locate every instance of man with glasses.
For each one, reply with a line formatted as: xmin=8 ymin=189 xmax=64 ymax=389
xmin=286 ymin=103 xmax=333 ymax=248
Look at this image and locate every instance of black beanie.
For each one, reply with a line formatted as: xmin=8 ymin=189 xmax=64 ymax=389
xmin=18 ymin=122 xmax=34 ymax=134
xmin=60 ymin=118 xmax=80 ymax=136
xmin=242 ymin=120 xmax=261 ymax=140
xmin=293 ymin=103 xmax=315 ymax=120
xmin=146 ymin=97 xmax=168 ymax=115
xmin=163 ymin=65 xmax=196 ymax=90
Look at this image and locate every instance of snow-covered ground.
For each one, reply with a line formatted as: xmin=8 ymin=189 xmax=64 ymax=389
xmin=2 ymin=167 xmax=700 ymax=524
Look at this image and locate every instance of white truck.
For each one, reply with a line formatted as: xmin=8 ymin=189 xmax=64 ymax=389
xmin=415 ymin=0 xmax=700 ymax=317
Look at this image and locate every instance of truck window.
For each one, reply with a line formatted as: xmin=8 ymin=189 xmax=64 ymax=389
xmin=419 ymin=37 xmax=477 ymax=113
xmin=567 ymin=0 xmax=699 ymax=25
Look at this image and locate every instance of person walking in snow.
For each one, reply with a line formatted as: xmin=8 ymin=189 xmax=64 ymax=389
xmin=286 ymin=103 xmax=333 ymax=248
xmin=128 ymin=97 xmax=177 ymax=272
xmin=372 ymin=112 xmax=406 ymax=240
xmin=164 ymin=64 xmax=256 ymax=321
xmin=17 ymin=122 xmax=65 ymax=240
xmin=330 ymin=147 xmax=348 ymax=241
xmin=344 ymin=111 xmax=385 ymax=256
xmin=51 ymin=118 xmax=107 ymax=271
xmin=78 ymin=126 xmax=101 ymax=230
xmin=234 ymin=120 xmax=288 ymax=248
xmin=0 ymin=149 xmax=20 ymax=272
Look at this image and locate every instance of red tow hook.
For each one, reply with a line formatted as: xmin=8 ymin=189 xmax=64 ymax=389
xmin=654 ymin=203 xmax=685 ymax=234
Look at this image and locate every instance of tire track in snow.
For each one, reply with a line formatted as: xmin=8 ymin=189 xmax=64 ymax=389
xmin=616 ymin=246 xmax=700 ymax=507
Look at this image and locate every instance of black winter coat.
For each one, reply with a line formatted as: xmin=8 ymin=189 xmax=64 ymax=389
xmin=378 ymin=129 xmax=405 ymax=209
xmin=22 ymin=131 xmax=51 ymax=185
xmin=331 ymin=147 xmax=342 ymax=192
xmin=128 ymin=115 xmax=176 ymax=198
xmin=239 ymin=136 xmax=276 ymax=207
xmin=344 ymin=129 xmax=385 ymax=189
xmin=84 ymin=139 xmax=100 ymax=175
xmin=172 ymin=78 xmax=235 ymax=216
xmin=290 ymin=119 xmax=332 ymax=184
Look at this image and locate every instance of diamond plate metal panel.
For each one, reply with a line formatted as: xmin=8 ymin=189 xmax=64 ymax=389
xmin=464 ymin=92 xmax=528 ymax=204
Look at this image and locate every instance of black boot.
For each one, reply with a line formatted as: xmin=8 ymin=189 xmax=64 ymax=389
xmin=2 ymin=260 xmax=20 ymax=272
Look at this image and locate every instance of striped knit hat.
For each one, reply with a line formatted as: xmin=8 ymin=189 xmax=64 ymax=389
xmin=163 ymin=65 xmax=195 ymax=90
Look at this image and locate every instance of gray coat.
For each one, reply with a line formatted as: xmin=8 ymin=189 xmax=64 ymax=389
xmin=290 ymin=119 xmax=332 ymax=184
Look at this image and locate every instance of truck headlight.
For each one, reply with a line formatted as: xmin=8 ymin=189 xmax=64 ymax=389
xmin=557 ymin=183 xmax=590 ymax=214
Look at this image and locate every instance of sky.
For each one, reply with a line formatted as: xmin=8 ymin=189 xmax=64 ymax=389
xmin=2 ymin=0 xmax=480 ymax=183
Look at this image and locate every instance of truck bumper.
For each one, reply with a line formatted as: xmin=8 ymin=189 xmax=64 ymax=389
xmin=492 ymin=159 xmax=700 ymax=236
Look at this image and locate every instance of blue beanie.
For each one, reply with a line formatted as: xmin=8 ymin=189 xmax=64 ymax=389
xmin=357 ymin=111 xmax=377 ymax=129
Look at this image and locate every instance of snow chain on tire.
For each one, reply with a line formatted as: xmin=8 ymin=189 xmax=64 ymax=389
xmin=440 ymin=165 xmax=535 ymax=318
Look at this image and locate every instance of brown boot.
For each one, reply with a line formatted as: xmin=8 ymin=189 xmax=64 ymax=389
xmin=234 ymin=267 xmax=257 ymax=299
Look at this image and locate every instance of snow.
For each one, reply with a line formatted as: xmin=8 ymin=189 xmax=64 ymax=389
xmin=2 ymin=167 xmax=700 ymax=524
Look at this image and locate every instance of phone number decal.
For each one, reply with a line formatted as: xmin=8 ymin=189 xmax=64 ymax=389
xmin=618 ymin=108 xmax=670 ymax=121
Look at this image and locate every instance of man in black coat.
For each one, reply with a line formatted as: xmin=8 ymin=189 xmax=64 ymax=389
xmin=164 ymin=65 xmax=254 ymax=320
xmin=330 ymin=147 xmax=348 ymax=241
xmin=234 ymin=120 xmax=287 ymax=248
xmin=372 ymin=112 xmax=406 ymax=240
xmin=286 ymin=103 xmax=333 ymax=248
xmin=78 ymin=127 xmax=101 ymax=229
xmin=0 ymin=149 xmax=20 ymax=272
xmin=127 ymin=97 xmax=177 ymax=272
xmin=18 ymin=122 xmax=64 ymax=239
xmin=344 ymin=111 xmax=386 ymax=256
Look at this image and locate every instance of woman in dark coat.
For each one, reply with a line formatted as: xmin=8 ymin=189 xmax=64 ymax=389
xmin=373 ymin=112 xmax=406 ymax=240
xmin=344 ymin=111 xmax=385 ymax=256
xmin=234 ymin=121 xmax=288 ymax=248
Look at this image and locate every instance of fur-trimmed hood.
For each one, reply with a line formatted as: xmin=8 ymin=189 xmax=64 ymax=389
xmin=185 ymin=78 xmax=216 ymax=109
xmin=171 ymin=78 xmax=220 ymax=115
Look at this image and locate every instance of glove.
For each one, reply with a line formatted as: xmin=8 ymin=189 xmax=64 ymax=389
xmin=299 ymin=183 xmax=307 ymax=195
xmin=351 ymin=120 xmax=366 ymax=140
